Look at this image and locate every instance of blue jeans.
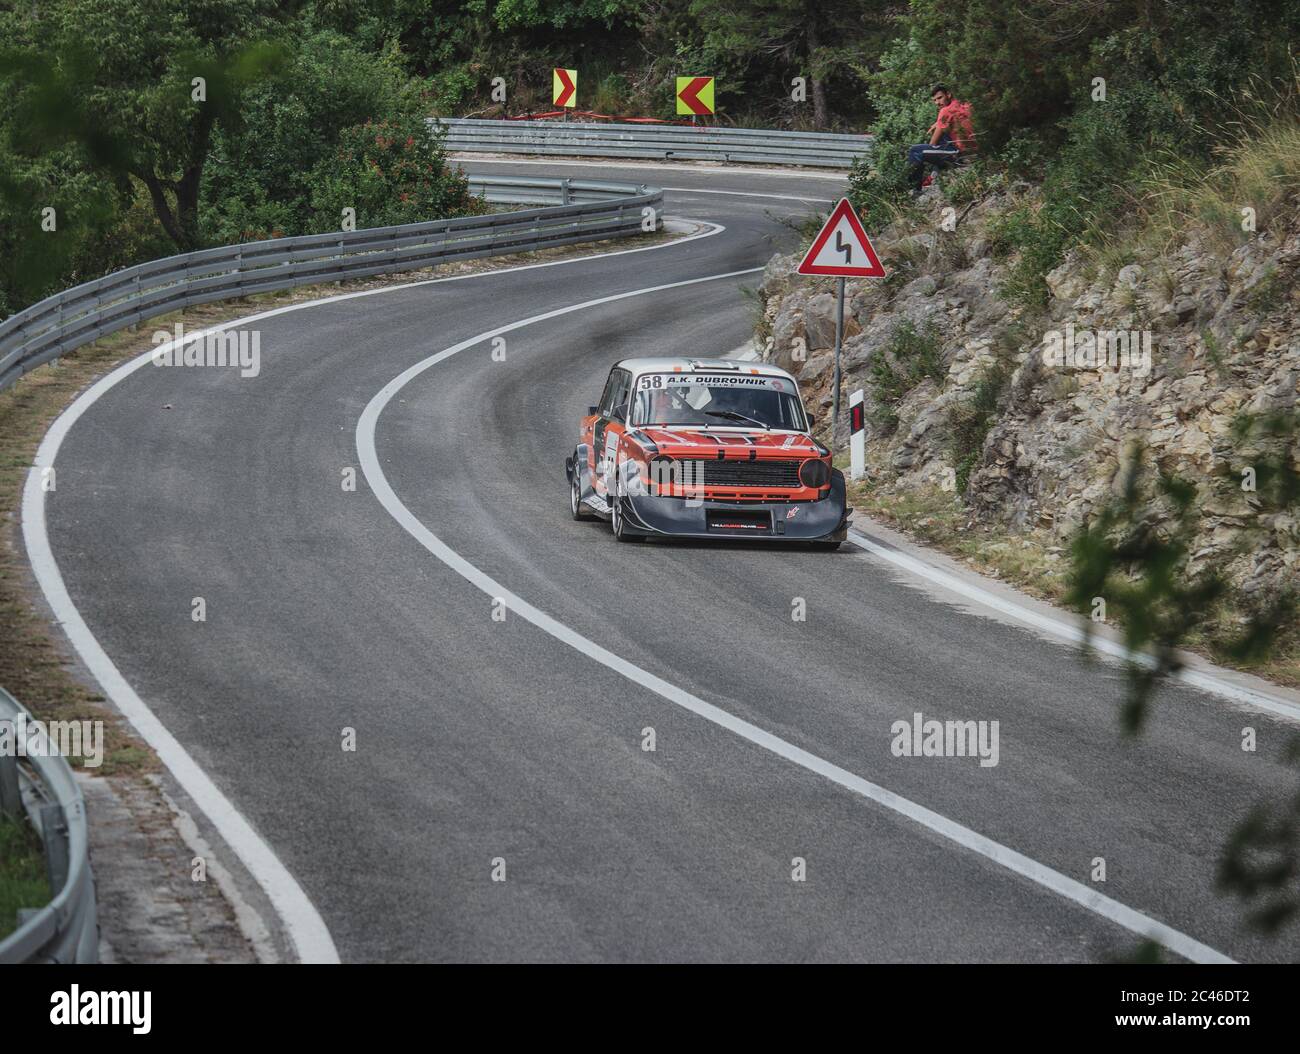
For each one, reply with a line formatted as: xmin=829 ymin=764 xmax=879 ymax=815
xmin=907 ymin=133 xmax=961 ymax=188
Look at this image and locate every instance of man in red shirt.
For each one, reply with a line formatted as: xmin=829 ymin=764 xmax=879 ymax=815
xmin=906 ymin=85 xmax=977 ymax=191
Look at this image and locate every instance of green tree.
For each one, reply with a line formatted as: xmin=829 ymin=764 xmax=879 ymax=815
xmin=307 ymin=113 xmax=483 ymax=232
xmin=2 ymin=0 xmax=299 ymax=249
xmin=689 ymin=0 xmax=891 ymax=128
xmin=199 ymin=29 xmax=437 ymax=242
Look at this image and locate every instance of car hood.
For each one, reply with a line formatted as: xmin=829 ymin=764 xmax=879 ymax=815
xmin=633 ymin=427 xmax=824 ymax=458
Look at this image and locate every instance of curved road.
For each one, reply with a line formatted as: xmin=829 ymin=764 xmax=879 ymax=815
xmin=36 ymin=159 xmax=1300 ymax=962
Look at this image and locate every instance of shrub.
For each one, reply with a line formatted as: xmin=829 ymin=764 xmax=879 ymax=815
xmin=847 ymin=34 xmax=943 ymax=223
xmin=201 ymin=30 xmax=431 ymax=244
xmin=868 ymin=319 xmax=945 ymax=430
xmin=948 ymin=362 xmax=1010 ymax=494
xmin=308 ymin=115 xmax=483 ymax=233
xmin=941 ymin=161 xmax=1002 ymax=206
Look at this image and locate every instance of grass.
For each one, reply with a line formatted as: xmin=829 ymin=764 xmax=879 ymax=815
xmin=940 ymin=160 xmax=1004 ymax=207
xmin=851 ymin=478 xmax=1068 ymax=594
xmin=1088 ymin=112 xmax=1300 ymax=265
xmin=739 ymin=284 xmax=772 ymax=346
xmin=947 ymin=362 xmax=1010 ymax=494
xmin=867 ymin=319 xmax=944 ymax=430
xmin=0 ymin=812 xmax=49 ymax=941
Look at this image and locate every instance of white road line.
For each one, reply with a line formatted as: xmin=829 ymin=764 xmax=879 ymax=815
xmin=355 ymin=271 xmax=1235 ymax=966
xmin=846 ymin=530 xmax=1300 ymax=723
xmin=24 ymin=347 xmax=340 ymax=965
xmin=20 ymin=214 xmax=729 ymax=965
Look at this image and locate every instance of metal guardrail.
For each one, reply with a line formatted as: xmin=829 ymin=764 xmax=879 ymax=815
xmin=0 ymin=176 xmax=662 ymax=395
xmin=0 ymin=687 xmax=98 ymax=964
xmin=437 ymin=118 xmax=872 ymax=169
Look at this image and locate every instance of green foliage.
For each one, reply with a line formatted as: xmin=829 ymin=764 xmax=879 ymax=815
xmin=1247 ymin=266 xmax=1285 ymax=313
xmin=1065 ymin=411 xmax=1300 ymax=932
xmin=0 ymin=143 xmax=132 ymax=311
xmin=851 ymin=0 xmax=1300 ymax=295
xmin=947 ymin=361 xmax=1008 ymax=493
xmin=0 ymin=7 xmax=486 ymax=310
xmin=1 ymin=0 xmax=296 ymax=249
xmin=429 ymin=65 xmax=478 ymax=115
xmin=847 ymin=32 xmax=942 ymax=220
xmin=0 ymin=814 xmax=48 ymax=941
xmin=1217 ymin=739 xmax=1300 ymax=934
xmin=200 ymin=29 xmax=439 ymax=243
xmin=688 ymin=0 xmax=893 ymax=128
xmin=940 ymin=160 xmax=1001 ymax=207
xmin=308 ymin=114 xmax=482 ymax=233
xmin=1066 ymin=456 xmax=1228 ymax=733
xmin=492 ymin=0 xmax=640 ymax=30
xmin=1068 ymin=411 xmax=1300 ymax=733
xmin=867 ymin=319 xmax=944 ymax=430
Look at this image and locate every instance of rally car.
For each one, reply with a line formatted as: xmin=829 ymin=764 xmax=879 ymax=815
xmin=565 ymin=357 xmax=849 ymax=547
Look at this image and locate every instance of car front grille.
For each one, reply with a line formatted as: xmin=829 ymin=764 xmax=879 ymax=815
xmin=698 ymin=458 xmax=802 ymax=488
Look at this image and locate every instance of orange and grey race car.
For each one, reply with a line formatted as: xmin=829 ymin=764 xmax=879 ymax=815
xmin=565 ymin=357 xmax=850 ymax=547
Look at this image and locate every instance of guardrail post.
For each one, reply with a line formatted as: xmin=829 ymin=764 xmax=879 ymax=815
xmin=52 ymin=300 xmax=63 ymax=369
xmin=561 ymin=178 xmax=571 ymax=206
xmin=0 ymin=751 xmax=20 ymax=819
xmin=39 ymin=802 xmax=70 ymax=894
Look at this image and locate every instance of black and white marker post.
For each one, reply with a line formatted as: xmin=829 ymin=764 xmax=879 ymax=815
xmin=849 ymin=388 xmax=866 ymax=480
xmin=795 ymin=199 xmax=887 ymax=451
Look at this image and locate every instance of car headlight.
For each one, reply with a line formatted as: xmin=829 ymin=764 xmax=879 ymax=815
xmin=799 ymin=458 xmax=830 ymax=488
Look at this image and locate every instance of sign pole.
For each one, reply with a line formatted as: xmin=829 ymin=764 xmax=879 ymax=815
xmin=832 ymin=275 xmax=845 ymax=447
xmin=794 ymin=198 xmax=887 ymax=450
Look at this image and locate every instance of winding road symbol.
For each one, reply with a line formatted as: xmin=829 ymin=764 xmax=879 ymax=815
xmin=797 ymin=197 xmax=886 ymax=277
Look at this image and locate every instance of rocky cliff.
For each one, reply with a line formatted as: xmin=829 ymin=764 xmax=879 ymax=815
xmin=758 ymin=186 xmax=1299 ymax=604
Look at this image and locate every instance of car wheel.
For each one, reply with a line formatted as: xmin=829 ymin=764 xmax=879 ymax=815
xmin=611 ymin=495 xmax=634 ymax=541
xmin=811 ymin=539 xmax=843 ymax=551
xmin=610 ymin=483 xmax=643 ymax=542
xmin=570 ymin=462 xmax=590 ymax=520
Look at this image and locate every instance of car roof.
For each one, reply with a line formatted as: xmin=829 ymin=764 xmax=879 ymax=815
xmin=613 ymin=357 xmax=798 ymax=382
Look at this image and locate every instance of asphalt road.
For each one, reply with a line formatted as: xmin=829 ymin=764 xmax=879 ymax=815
xmin=40 ymin=159 xmax=1300 ymax=962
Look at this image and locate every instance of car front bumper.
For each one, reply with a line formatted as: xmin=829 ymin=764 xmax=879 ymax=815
xmin=620 ymin=482 xmax=849 ymax=543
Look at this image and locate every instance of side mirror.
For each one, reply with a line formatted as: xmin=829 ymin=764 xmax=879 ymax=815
xmin=807 ymin=414 xmax=817 ymax=427
xmin=588 ymin=405 xmax=599 ymax=416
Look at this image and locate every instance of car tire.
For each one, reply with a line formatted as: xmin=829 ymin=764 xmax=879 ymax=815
xmin=611 ymin=496 xmax=638 ymax=542
xmin=570 ymin=461 xmax=590 ymax=520
xmin=610 ymin=473 xmax=644 ymax=542
xmin=812 ymin=540 xmax=843 ymax=551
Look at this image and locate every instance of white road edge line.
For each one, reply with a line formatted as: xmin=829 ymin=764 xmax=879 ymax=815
xmin=355 ymin=269 xmax=1235 ymax=966
xmin=21 ymin=214 xmax=728 ymax=965
xmin=24 ymin=360 xmax=341 ymax=964
xmin=846 ymin=530 xmax=1300 ymax=723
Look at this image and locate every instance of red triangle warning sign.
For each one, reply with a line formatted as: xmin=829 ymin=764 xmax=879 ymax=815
xmin=797 ymin=198 xmax=887 ymax=278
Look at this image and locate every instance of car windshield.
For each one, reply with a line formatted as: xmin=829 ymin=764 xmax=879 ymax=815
xmin=630 ymin=373 xmax=807 ymax=430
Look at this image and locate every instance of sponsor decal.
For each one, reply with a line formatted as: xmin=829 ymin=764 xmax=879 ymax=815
xmin=638 ymin=372 xmax=789 ymax=390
